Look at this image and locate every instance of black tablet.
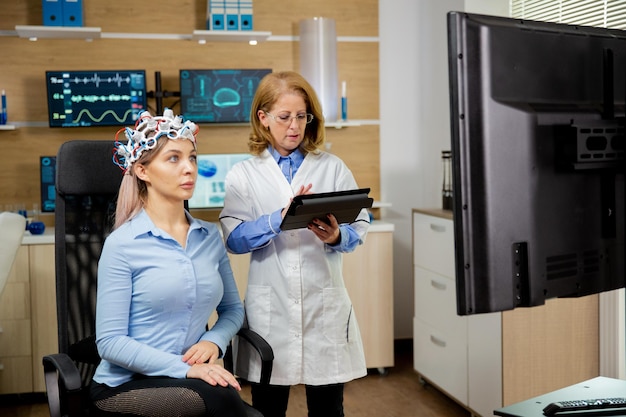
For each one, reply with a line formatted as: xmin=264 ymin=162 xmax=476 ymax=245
xmin=280 ymin=188 xmax=373 ymax=230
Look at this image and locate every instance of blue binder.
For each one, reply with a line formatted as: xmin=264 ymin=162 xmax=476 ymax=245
xmin=239 ymin=0 xmax=253 ymax=30
xmin=225 ymin=0 xmax=239 ymax=30
xmin=209 ymin=0 xmax=225 ymax=30
xmin=42 ymin=0 xmax=64 ymax=26
xmin=62 ymin=0 xmax=83 ymax=26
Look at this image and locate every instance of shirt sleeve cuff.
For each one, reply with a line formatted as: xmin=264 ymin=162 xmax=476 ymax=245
xmin=268 ymin=209 xmax=283 ymax=235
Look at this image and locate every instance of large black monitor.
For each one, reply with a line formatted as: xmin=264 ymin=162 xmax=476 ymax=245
xmin=45 ymin=70 xmax=147 ymax=127
xmin=179 ymin=69 xmax=271 ymax=123
xmin=447 ymin=12 xmax=625 ymax=315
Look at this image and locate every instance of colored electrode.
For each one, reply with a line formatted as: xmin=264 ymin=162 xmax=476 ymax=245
xmin=341 ymin=81 xmax=347 ymax=121
xmin=1 ymin=90 xmax=6 ymax=125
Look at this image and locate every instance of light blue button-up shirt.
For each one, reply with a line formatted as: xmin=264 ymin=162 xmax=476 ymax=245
xmin=93 ymin=209 xmax=243 ymax=387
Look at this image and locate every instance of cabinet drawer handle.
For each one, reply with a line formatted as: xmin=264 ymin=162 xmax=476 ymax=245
xmin=0 ymin=363 xmax=4 ymax=371
xmin=430 ymin=280 xmax=447 ymax=291
xmin=429 ymin=223 xmax=446 ymax=233
xmin=430 ymin=335 xmax=447 ymax=347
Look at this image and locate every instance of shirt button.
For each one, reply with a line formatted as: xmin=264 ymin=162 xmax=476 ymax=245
xmin=294 ymin=299 xmax=300 ymax=304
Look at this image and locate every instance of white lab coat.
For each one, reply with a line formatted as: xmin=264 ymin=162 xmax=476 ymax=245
xmin=219 ymin=149 xmax=370 ymax=386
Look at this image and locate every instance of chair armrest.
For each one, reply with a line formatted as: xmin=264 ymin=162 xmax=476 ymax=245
xmin=42 ymin=353 xmax=83 ymax=417
xmin=225 ymin=328 xmax=274 ymax=385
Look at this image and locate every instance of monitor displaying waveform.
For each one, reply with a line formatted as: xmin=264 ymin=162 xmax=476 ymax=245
xmin=46 ymin=70 xmax=147 ymax=127
xmin=180 ymin=69 xmax=272 ymax=123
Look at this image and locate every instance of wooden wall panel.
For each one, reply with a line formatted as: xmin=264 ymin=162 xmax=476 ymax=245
xmin=501 ymin=295 xmax=600 ymax=405
xmin=1 ymin=0 xmax=378 ymax=36
xmin=0 ymin=1 xmax=379 ymax=222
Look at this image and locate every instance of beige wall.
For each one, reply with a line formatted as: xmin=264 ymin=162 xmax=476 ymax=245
xmin=0 ymin=0 xmax=379 ymax=224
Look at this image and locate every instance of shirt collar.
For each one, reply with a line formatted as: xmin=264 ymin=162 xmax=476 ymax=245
xmin=129 ymin=208 xmax=207 ymax=239
xmin=268 ymin=145 xmax=304 ymax=166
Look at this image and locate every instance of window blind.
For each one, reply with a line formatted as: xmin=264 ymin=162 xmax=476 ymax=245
xmin=510 ymin=0 xmax=626 ymax=30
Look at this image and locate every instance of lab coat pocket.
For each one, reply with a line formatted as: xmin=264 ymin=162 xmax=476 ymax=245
xmin=323 ymin=287 xmax=353 ymax=344
xmin=244 ymin=285 xmax=271 ymax=338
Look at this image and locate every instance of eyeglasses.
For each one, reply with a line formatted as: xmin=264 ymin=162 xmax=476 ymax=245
xmin=264 ymin=111 xmax=314 ymax=126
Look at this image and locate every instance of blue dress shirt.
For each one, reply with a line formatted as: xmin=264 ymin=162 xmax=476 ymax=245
xmin=225 ymin=146 xmax=362 ymax=254
xmin=93 ymin=209 xmax=244 ymax=387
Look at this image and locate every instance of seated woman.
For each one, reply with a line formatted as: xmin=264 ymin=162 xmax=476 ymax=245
xmin=90 ymin=109 xmax=247 ymax=417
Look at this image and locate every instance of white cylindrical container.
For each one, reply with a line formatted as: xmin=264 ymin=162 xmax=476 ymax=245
xmin=299 ymin=17 xmax=338 ymax=122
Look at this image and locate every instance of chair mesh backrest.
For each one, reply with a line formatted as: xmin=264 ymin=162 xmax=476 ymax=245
xmin=55 ymin=140 xmax=123 ymax=386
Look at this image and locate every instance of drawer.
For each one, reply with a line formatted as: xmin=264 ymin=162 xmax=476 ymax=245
xmin=414 ymin=266 xmax=467 ymax=337
xmin=413 ymin=212 xmax=455 ymax=277
xmin=414 ymin=317 xmax=468 ymax=405
xmin=0 ymin=319 xmax=32 ymax=356
xmin=0 ymin=355 xmax=33 ymax=394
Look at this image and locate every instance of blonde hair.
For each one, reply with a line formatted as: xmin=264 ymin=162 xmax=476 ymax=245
xmin=113 ymin=137 xmax=169 ymax=229
xmin=248 ymin=71 xmax=326 ymax=156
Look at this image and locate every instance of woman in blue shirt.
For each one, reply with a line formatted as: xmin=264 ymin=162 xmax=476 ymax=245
xmin=90 ymin=109 xmax=247 ymax=417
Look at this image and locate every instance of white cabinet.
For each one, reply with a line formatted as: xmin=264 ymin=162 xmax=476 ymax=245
xmin=343 ymin=225 xmax=395 ymax=370
xmin=413 ymin=210 xmax=500 ymax=416
xmin=0 ymin=240 xmax=57 ymax=394
xmin=412 ymin=209 xmax=599 ymax=417
xmin=0 ymin=246 xmax=33 ymax=394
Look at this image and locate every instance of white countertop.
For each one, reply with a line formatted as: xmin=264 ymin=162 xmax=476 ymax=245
xmin=21 ymin=221 xmax=394 ymax=246
xmin=21 ymin=228 xmax=55 ymax=245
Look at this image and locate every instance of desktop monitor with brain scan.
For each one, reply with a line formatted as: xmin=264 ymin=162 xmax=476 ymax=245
xmin=179 ymin=69 xmax=271 ymax=124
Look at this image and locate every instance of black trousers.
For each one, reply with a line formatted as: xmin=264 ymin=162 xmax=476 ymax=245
xmin=250 ymin=382 xmax=344 ymax=417
xmin=90 ymin=378 xmax=247 ymax=417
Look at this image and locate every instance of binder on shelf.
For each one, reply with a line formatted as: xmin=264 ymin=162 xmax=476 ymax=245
xmin=209 ymin=0 xmax=225 ymax=30
xmin=280 ymin=188 xmax=373 ymax=231
xmin=42 ymin=0 xmax=64 ymax=26
xmin=62 ymin=0 xmax=83 ymax=26
xmin=239 ymin=0 xmax=253 ymax=31
xmin=225 ymin=0 xmax=239 ymax=30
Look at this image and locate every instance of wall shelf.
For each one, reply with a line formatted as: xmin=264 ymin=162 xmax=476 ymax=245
xmin=0 ymin=120 xmax=380 ymax=129
xmin=15 ymin=25 xmax=102 ymax=40
xmin=12 ymin=26 xmax=271 ymax=44
xmin=8 ymin=27 xmax=378 ymax=45
xmin=327 ymin=119 xmax=379 ymax=129
xmin=191 ymin=30 xmax=271 ymax=44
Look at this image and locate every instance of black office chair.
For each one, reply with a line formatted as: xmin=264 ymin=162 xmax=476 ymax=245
xmin=42 ymin=140 xmax=272 ymax=417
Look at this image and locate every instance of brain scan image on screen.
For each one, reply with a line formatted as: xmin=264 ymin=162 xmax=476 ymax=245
xmin=180 ymin=69 xmax=271 ymax=123
xmin=188 ymin=153 xmax=252 ymax=209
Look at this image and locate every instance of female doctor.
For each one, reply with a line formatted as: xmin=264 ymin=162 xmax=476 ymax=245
xmin=219 ymin=71 xmax=370 ymax=417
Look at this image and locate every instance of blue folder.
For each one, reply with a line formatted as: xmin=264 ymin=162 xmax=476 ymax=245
xmin=62 ymin=0 xmax=83 ymax=26
xmin=42 ymin=0 xmax=64 ymax=26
